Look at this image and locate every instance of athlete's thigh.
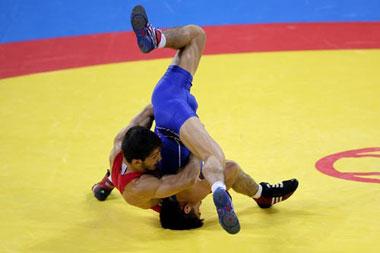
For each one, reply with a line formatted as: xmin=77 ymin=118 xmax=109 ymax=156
xmin=152 ymin=66 xmax=196 ymax=134
xmin=179 ymin=117 xmax=224 ymax=162
xmin=171 ymin=38 xmax=203 ymax=77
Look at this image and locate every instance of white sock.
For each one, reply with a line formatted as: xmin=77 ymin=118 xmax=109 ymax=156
xmin=211 ymin=181 xmax=226 ymax=193
xmin=252 ymin=184 xmax=263 ymax=199
xmin=158 ymin=32 xmax=166 ymax=48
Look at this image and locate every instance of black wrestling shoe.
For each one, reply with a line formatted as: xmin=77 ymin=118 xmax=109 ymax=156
xmin=213 ymin=188 xmax=240 ymax=234
xmin=130 ymin=5 xmax=162 ymax=53
xmin=254 ymin=179 xmax=299 ymax=208
xmin=92 ymin=170 xmax=115 ymax=201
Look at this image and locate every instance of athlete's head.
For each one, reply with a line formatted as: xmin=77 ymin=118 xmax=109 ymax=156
xmin=122 ymin=126 xmax=162 ymax=171
xmin=160 ymin=197 xmax=203 ymax=230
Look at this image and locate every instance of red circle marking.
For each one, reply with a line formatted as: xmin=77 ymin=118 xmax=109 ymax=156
xmin=315 ymin=147 xmax=380 ymax=184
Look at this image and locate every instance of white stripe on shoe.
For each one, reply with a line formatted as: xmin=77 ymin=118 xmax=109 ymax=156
xmin=272 ymin=183 xmax=284 ymax=188
xmin=271 ymin=196 xmax=284 ymax=205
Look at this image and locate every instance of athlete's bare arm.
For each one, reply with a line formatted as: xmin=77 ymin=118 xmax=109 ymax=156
xmin=109 ymin=104 xmax=154 ymax=166
xmin=122 ymin=155 xmax=201 ymax=209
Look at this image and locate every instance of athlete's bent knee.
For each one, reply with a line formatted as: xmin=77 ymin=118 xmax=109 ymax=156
xmin=184 ymin=25 xmax=206 ymax=41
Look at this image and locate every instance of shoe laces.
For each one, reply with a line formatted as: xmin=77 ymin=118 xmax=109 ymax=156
xmin=145 ymin=23 xmax=158 ymax=47
xmin=266 ymin=182 xmax=284 ymax=188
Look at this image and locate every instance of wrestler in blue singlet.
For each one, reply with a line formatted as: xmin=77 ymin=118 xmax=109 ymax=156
xmin=152 ymin=65 xmax=198 ymax=175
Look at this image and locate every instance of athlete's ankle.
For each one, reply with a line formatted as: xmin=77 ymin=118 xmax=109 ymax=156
xmin=211 ymin=181 xmax=226 ymax=193
xmin=157 ymin=30 xmax=166 ymax=48
xmin=252 ymin=184 xmax=263 ymax=199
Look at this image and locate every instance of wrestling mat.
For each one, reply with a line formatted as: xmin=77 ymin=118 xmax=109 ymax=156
xmin=1 ymin=49 xmax=379 ymax=253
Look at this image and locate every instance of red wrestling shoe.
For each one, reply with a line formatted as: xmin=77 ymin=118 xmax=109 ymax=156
xmin=254 ymin=179 xmax=299 ymax=208
xmin=92 ymin=170 xmax=115 ymax=201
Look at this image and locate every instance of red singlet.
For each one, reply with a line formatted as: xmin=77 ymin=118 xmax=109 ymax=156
xmin=111 ymin=152 xmax=161 ymax=213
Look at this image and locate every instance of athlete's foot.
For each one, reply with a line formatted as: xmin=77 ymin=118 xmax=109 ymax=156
xmin=254 ymin=179 xmax=299 ymax=208
xmin=212 ymin=188 xmax=240 ymax=234
xmin=130 ymin=5 xmax=162 ymax=53
xmin=92 ymin=170 xmax=115 ymax=201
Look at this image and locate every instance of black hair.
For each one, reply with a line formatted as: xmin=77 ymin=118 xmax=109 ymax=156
xmin=122 ymin=126 xmax=162 ymax=163
xmin=159 ymin=197 xmax=204 ymax=230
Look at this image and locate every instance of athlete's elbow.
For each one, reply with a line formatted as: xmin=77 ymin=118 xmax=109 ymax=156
xmin=182 ymin=174 xmax=197 ymax=189
xmin=188 ymin=175 xmax=198 ymax=186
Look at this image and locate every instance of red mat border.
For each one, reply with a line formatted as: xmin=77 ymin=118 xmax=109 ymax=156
xmin=1 ymin=22 xmax=380 ymax=79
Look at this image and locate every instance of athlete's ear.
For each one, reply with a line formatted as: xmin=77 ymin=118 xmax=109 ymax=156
xmin=131 ymin=159 xmax=143 ymax=168
xmin=183 ymin=204 xmax=192 ymax=214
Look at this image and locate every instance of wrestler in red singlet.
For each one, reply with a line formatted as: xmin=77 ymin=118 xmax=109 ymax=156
xmin=110 ymin=152 xmax=161 ymax=212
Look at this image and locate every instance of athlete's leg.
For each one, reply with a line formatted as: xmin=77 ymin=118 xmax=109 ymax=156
xmin=131 ymin=5 xmax=204 ymax=76
xmin=131 ymin=6 xmax=222 ymax=187
xmin=152 ymin=14 xmax=227 ymax=193
xmin=230 ymin=164 xmax=260 ymax=197
xmin=169 ymin=33 xmax=239 ymax=228
xmin=179 ymin=117 xmax=225 ymax=186
xmin=179 ymin=117 xmax=243 ymax=234
xmin=226 ymin=161 xmax=299 ymax=208
xmin=165 ymin=25 xmax=206 ymax=76
xmin=152 ymin=24 xmax=223 ymax=186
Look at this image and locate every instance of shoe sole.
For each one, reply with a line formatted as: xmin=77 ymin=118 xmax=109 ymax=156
xmin=131 ymin=5 xmax=148 ymax=32
xmin=213 ymin=189 xmax=240 ymax=234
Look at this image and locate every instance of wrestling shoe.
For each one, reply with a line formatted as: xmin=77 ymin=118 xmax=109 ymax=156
xmin=254 ymin=179 xmax=299 ymax=208
xmin=130 ymin=5 xmax=162 ymax=53
xmin=92 ymin=170 xmax=115 ymax=201
xmin=213 ymin=188 xmax=240 ymax=234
